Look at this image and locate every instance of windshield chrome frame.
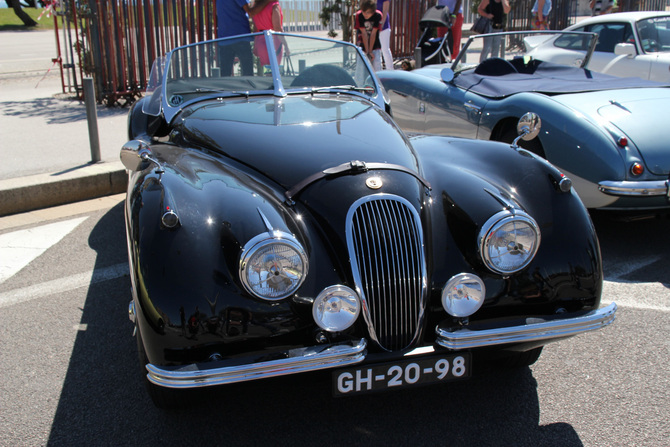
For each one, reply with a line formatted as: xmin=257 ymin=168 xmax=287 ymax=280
xmin=157 ymin=32 xmax=383 ymax=124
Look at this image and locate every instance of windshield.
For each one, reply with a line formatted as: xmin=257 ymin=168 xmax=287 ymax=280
xmin=159 ymin=33 xmax=376 ymax=121
xmin=636 ymin=16 xmax=670 ymax=53
xmin=449 ymin=31 xmax=598 ymax=73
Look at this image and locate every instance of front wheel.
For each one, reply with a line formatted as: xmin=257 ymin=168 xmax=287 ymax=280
xmin=136 ymin=325 xmax=191 ymax=409
xmin=497 ymin=347 xmax=544 ymax=369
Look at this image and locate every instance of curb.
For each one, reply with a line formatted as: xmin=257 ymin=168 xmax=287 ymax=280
xmin=0 ymin=161 xmax=127 ymax=217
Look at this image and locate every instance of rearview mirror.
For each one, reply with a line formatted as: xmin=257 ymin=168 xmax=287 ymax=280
xmin=440 ymin=68 xmax=454 ymax=83
xmin=120 ymin=140 xmax=155 ymax=172
xmin=517 ymin=113 xmax=541 ymax=141
xmin=614 ymin=43 xmax=636 ymax=58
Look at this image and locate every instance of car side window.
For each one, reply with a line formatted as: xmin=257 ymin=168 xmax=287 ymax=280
xmin=554 ymin=27 xmax=592 ymax=51
xmin=590 ymin=23 xmax=630 ymax=53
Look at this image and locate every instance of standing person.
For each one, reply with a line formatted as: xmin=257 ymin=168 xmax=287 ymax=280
xmin=531 ymin=0 xmax=552 ymax=30
xmin=216 ymin=0 xmax=270 ymax=76
xmin=355 ymin=0 xmax=383 ymax=72
xmin=377 ymin=0 xmax=394 ymax=70
xmin=590 ymin=0 xmax=614 ymax=16
xmin=252 ymin=1 xmax=290 ymax=69
xmin=478 ymin=0 xmax=510 ymax=62
xmin=436 ymin=0 xmax=464 ymax=60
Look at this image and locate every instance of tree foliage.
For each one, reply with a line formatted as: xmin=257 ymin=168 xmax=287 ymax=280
xmin=319 ymin=0 xmax=355 ymax=42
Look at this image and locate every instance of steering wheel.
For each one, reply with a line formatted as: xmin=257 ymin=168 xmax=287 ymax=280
xmin=291 ymin=64 xmax=356 ymax=88
xmin=641 ymin=38 xmax=659 ymax=52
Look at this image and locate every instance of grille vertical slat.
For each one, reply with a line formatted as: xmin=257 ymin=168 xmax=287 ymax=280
xmin=346 ymin=195 xmax=426 ymax=352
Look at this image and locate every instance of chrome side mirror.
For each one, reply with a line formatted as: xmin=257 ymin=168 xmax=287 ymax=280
xmin=517 ymin=112 xmax=541 ymax=141
xmin=120 ymin=140 xmax=158 ymax=172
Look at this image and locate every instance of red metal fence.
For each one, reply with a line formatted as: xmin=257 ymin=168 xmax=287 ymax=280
xmin=55 ymin=0 xmax=668 ymax=105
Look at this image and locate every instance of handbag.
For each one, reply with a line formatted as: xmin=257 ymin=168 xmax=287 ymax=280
xmin=471 ymin=15 xmax=491 ymax=34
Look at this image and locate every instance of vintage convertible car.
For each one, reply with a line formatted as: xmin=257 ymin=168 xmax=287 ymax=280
xmin=378 ymin=31 xmax=670 ymax=211
xmin=525 ymin=12 xmax=670 ymax=82
xmin=121 ymin=32 xmax=616 ymax=407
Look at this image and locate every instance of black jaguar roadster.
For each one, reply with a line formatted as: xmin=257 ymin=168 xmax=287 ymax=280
xmin=121 ymin=31 xmax=616 ymax=407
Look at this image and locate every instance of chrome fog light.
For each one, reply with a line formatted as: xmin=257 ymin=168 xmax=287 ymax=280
xmin=441 ymin=273 xmax=486 ymax=318
xmin=313 ymin=285 xmax=361 ymax=332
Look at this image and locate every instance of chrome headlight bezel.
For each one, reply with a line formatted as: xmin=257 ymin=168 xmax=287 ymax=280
xmin=239 ymin=231 xmax=308 ymax=300
xmin=478 ymin=210 xmax=541 ymax=275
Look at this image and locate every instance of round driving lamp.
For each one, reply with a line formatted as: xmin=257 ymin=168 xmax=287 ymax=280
xmin=313 ymin=285 xmax=361 ymax=332
xmin=441 ymin=273 xmax=486 ymax=318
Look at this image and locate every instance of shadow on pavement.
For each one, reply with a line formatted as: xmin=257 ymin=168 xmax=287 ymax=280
xmin=47 ymin=203 xmax=582 ymax=446
xmin=0 ymin=96 xmax=128 ymax=125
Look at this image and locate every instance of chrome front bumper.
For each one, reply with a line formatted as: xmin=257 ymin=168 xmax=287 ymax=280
xmin=599 ymin=179 xmax=670 ymax=198
xmin=436 ymin=303 xmax=617 ymax=350
xmin=146 ymin=303 xmax=617 ymax=389
xmin=146 ymin=339 xmax=367 ymax=389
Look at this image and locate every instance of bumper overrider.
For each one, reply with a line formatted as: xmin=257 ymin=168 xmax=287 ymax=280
xmin=145 ymin=303 xmax=617 ymax=389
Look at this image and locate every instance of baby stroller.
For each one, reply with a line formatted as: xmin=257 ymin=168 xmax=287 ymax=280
xmin=415 ymin=5 xmax=453 ymax=68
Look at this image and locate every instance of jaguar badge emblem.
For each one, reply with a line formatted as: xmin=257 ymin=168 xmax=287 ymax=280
xmin=366 ymin=177 xmax=383 ymax=190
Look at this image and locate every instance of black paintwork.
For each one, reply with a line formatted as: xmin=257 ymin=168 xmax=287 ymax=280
xmin=125 ymin=92 xmax=601 ymax=367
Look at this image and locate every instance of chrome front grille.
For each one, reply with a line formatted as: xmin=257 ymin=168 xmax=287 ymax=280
xmin=346 ymin=194 xmax=427 ymax=352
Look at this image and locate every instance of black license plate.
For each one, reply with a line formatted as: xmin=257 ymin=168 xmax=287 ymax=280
xmin=333 ymin=352 xmax=471 ymax=396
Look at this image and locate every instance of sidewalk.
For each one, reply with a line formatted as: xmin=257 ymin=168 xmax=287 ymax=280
xmin=0 ymin=29 xmax=128 ymax=216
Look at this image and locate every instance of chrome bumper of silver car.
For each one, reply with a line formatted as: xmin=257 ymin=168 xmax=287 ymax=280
xmin=435 ymin=303 xmax=617 ymax=351
xmin=146 ymin=339 xmax=367 ymax=389
xmin=598 ymin=179 xmax=670 ymax=198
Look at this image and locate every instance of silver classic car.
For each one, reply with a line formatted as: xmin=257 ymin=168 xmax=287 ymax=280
xmin=379 ymin=31 xmax=670 ymax=211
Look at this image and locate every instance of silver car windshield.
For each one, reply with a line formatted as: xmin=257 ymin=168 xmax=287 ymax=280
xmin=155 ymin=32 xmax=377 ymax=123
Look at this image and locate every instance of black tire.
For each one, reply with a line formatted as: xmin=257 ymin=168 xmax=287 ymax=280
xmin=136 ymin=325 xmax=190 ymax=409
xmin=498 ymin=126 xmax=546 ymax=159
xmin=497 ymin=347 xmax=543 ymax=369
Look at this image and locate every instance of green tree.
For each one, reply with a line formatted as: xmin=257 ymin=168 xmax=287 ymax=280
xmin=320 ymin=0 xmax=355 ymax=42
xmin=5 ymin=0 xmax=45 ymax=27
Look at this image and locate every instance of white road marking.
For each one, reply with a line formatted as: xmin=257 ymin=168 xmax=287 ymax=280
xmin=0 ymin=262 xmax=129 ymax=309
xmin=0 ymin=216 xmax=88 ymax=284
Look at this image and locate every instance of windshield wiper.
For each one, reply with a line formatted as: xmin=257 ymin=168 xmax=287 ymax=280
xmin=308 ymin=85 xmax=375 ymax=94
xmin=172 ymin=89 xmax=252 ymax=98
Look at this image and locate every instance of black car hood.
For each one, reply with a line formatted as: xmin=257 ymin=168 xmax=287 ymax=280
xmin=177 ymin=95 xmax=419 ymax=190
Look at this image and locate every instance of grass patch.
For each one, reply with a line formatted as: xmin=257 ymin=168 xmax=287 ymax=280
xmin=0 ymin=8 xmax=55 ymax=31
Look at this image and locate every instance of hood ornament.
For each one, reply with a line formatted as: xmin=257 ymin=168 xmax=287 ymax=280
xmin=366 ymin=177 xmax=383 ymax=189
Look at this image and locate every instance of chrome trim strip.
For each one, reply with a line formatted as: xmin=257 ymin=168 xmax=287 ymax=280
xmin=463 ymin=102 xmax=481 ymax=113
xmin=435 ymin=303 xmax=617 ymax=350
xmin=598 ymin=180 xmax=669 ymax=197
xmin=146 ymin=339 xmax=367 ymax=389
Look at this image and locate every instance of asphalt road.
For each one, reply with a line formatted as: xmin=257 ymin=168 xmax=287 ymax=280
xmin=0 ymin=196 xmax=668 ymax=446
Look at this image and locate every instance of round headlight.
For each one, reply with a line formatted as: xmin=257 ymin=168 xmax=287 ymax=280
xmin=240 ymin=232 xmax=308 ymax=300
xmin=313 ymin=285 xmax=361 ymax=332
xmin=479 ymin=210 xmax=540 ymax=274
xmin=441 ymin=273 xmax=486 ymax=317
